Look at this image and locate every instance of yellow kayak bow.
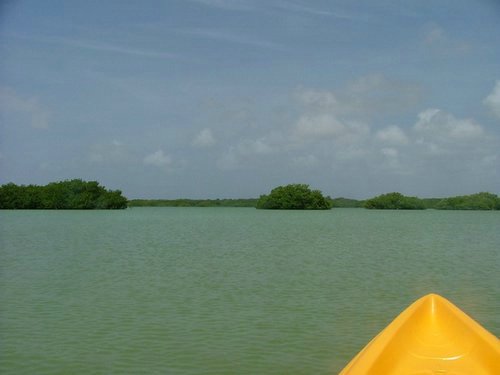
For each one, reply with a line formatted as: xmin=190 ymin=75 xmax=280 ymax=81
xmin=339 ymin=294 xmax=500 ymax=374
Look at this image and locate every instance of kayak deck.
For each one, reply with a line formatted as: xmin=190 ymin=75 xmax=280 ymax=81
xmin=339 ymin=294 xmax=500 ymax=374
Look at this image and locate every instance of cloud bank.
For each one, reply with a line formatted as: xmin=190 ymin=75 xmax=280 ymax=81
xmin=204 ymin=76 xmax=498 ymax=197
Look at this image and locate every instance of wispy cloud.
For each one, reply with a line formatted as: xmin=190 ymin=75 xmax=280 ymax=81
xmin=187 ymin=0 xmax=357 ymax=20
xmin=272 ymin=0 xmax=355 ymax=19
xmin=187 ymin=0 xmax=255 ymax=11
xmin=7 ymin=33 xmax=179 ymax=60
xmin=177 ymin=28 xmax=283 ymax=50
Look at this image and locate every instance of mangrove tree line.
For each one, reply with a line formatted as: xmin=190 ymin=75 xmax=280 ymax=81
xmin=0 ymin=179 xmax=128 ymax=209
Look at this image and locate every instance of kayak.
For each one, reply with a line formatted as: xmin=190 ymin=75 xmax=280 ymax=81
xmin=339 ymin=293 xmax=500 ymax=374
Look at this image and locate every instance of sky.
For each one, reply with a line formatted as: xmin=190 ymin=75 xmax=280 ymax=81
xmin=1 ymin=0 xmax=499 ymax=199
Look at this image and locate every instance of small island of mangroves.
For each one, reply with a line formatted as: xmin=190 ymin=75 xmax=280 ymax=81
xmin=1 ymin=181 xmax=499 ymax=210
xmin=0 ymin=180 xmax=128 ymax=209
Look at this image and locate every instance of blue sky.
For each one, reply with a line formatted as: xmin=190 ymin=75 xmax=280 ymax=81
xmin=1 ymin=0 xmax=499 ymax=199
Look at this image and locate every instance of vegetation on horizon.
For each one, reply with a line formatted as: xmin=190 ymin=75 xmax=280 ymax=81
xmin=129 ymin=191 xmax=500 ymax=210
xmin=2 ymin=179 xmax=498 ymax=211
xmin=256 ymin=184 xmax=332 ymax=210
xmin=331 ymin=197 xmax=364 ymax=208
xmin=435 ymin=192 xmax=500 ymax=210
xmin=364 ymin=192 xmax=426 ymax=210
xmin=0 ymin=180 xmax=128 ymax=209
xmin=128 ymin=198 xmax=257 ymax=208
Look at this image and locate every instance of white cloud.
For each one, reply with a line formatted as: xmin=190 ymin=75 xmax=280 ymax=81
xmin=376 ymin=126 xmax=409 ymax=145
xmin=295 ymin=86 xmax=362 ymax=145
xmin=451 ymin=121 xmax=484 ymax=139
xmin=143 ymin=150 xmax=172 ymax=167
xmin=412 ymin=109 xmax=486 ymax=158
xmin=192 ymin=128 xmax=216 ymax=147
xmin=422 ymin=24 xmax=471 ymax=55
xmin=416 ymin=108 xmax=440 ymax=123
xmin=294 ymin=113 xmax=346 ymax=139
xmin=483 ymin=80 xmax=500 ymax=119
xmin=414 ymin=108 xmax=484 ymax=140
xmin=0 ymin=86 xmax=51 ymax=129
xmin=290 ymin=85 xmax=496 ymax=186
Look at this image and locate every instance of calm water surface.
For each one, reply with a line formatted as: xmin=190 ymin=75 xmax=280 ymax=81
xmin=1 ymin=208 xmax=499 ymax=374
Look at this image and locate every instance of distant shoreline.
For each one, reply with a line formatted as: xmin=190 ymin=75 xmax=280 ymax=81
xmin=2 ymin=179 xmax=498 ymax=210
xmin=127 ymin=197 xmax=364 ymax=209
xmin=127 ymin=192 xmax=500 ymax=210
xmin=128 ymin=198 xmax=258 ymax=208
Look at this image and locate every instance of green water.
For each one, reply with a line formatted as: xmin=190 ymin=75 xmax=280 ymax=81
xmin=1 ymin=208 xmax=499 ymax=374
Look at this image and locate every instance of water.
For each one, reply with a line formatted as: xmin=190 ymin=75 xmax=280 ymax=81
xmin=1 ymin=208 xmax=499 ymax=374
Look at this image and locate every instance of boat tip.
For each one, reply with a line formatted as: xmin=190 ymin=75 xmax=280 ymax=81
xmin=419 ymin=293 xmax=445 ymax=301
